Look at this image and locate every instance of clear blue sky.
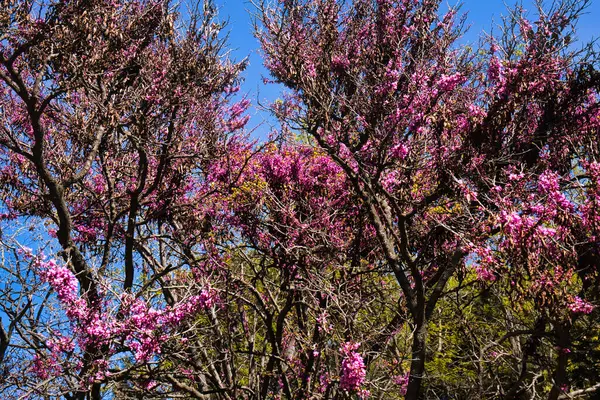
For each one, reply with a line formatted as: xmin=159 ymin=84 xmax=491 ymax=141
xmin=214 ymin=0 xmax=600 ymax=137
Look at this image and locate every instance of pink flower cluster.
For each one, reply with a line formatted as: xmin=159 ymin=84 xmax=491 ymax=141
xmin=437 ymin=73 xmax=465 ymax=92
xmin=475 ymin=265 xmax=496 ymax=282
xmin=161 ymin=290 xmax=215 ymax=325
xmin=393 ymin=373 xmax=409 ymax=395
xmin=568 ymin=296 xmax=594 ymax=314
xmin=500 ymin=211 xmax=525 ymax=236
xmin=29 ymin=251 xmax=217 ymax=367
xmin=35 ymin=258 xmax=79 ymax=303
xmin=122 ymin=290 xmax=216 ymax=362
xmin=470 ymin=247 xmax=497 ymax=282
xmin=390 ymin=143 xmax=409 ymax=160
xmin=487 ymin=56 xmax=504 ymax=83
xmin=538 ymin=170 xmax=560 ymax=193
xmin=339 ymin=342 xmax=367 ymax=395
xmin=30 ymin=335 xmax=76 ymax=380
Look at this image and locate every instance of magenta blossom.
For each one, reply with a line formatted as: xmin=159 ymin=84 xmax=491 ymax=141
xmin=340 ymin=341 xmax=368 ymax=395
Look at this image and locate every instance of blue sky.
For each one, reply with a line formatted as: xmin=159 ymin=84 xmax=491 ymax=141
xmin=214 ymin=0 xmax=600 ymax=137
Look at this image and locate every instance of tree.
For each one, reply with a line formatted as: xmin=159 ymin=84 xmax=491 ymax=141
xmin=0 ymin=0 xmax=247 ymax=397
xmin=1 ymin=0 xmax=599 ymax=398
xmin=257 ymin=0 xmax=600 ymax=398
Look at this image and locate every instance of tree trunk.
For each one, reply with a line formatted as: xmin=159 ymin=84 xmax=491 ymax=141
xmin=548 ymin=323 xmax=571 ymax=400
xmin=405 ymin=313 xmax=427 ymax=400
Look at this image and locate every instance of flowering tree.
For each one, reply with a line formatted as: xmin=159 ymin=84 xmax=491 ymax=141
xmin=258 ymin=0 xmax=600 ymax=398
xmin=1 ymin=0 xmax=599 ymax=399
xmin=0 ymin=2 xmax=393 ymax=397
xmin=0 ymin=0 xmax=248 ymax=397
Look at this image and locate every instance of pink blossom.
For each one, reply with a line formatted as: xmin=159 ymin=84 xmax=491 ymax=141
xmin=36 ymin=259 xmax=79 ymax=303
xmin=475 ymin=265 xmax=496 ymax=282
xmin=538 ymin=170 xmax=560 ymax=193
xmin=391 ymin=143 xmax=409 ymax=159
xmin=437 ymin=73 xmax=465 ymax=91
xmin=393 ymin=373 xmax=409 ymax=395
xmin=568 ymin=296 xmax=594 ymax=314
xmin=331 ymin=55 xmax=350 ymax=71
xmin=339 ymin=342 xmax=367 ymax=394
xmin=487 ymin=56 xmax=504 ymax=83
xmin=501 ymin=211 xmax=523 ymax=235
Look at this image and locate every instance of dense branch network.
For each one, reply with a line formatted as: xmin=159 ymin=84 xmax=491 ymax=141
xmin=0 ymin=0 xmax=599 ymax=399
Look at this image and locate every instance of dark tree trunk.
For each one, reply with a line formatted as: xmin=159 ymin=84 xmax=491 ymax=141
xmin=548 ymin=323 xmax=571 ymax=400
xmin=405 ymin=309 xmax=428 ymax=400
